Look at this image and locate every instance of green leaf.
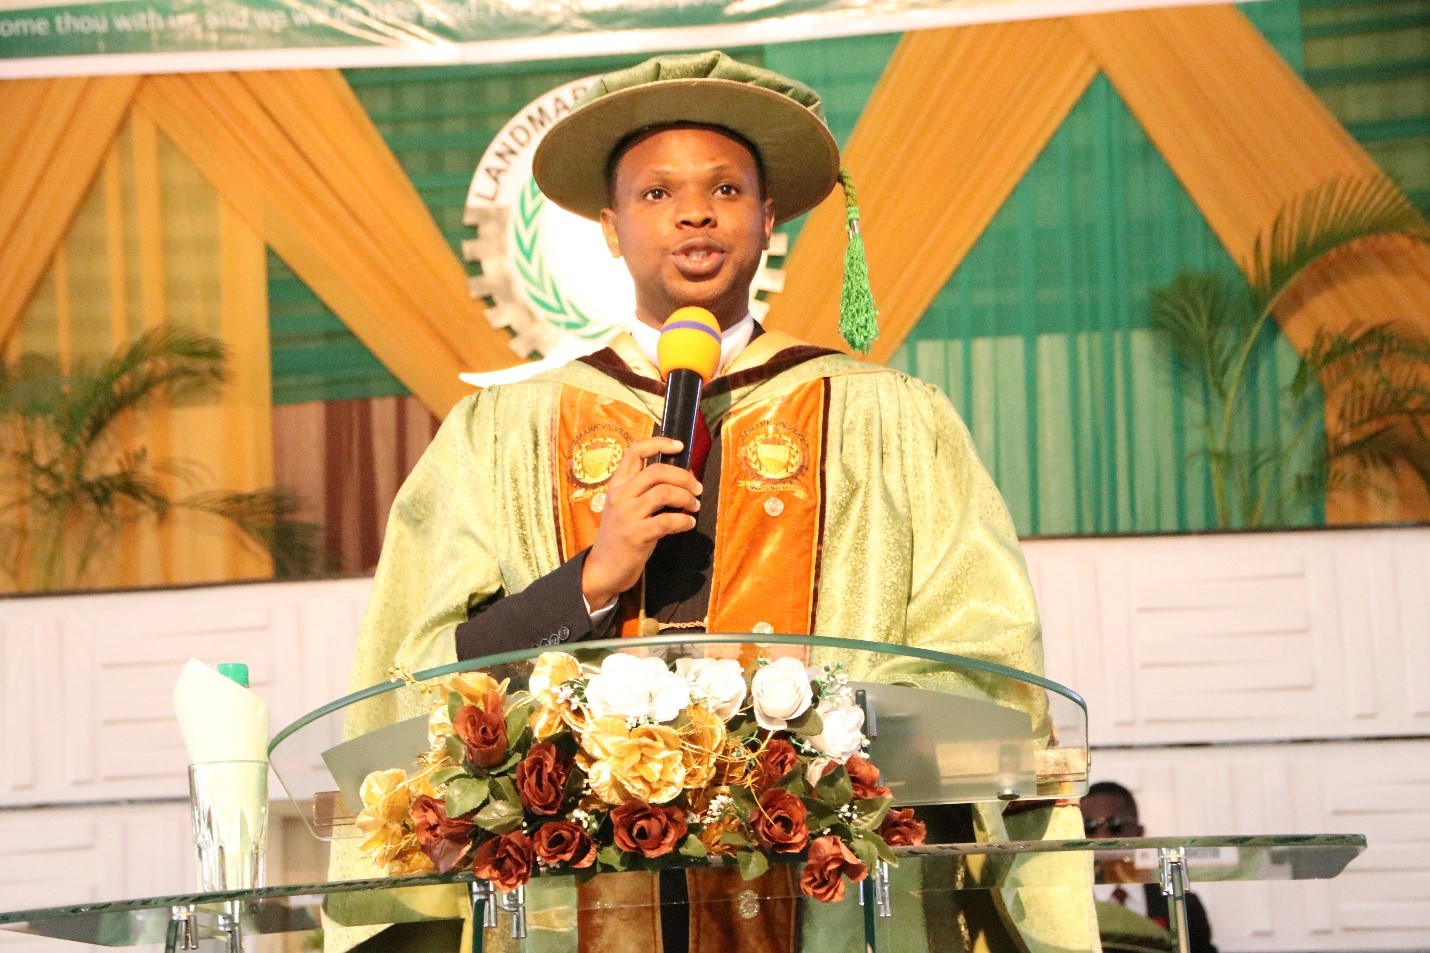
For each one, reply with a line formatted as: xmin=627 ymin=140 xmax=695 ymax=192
xmin=728 ymin=717 xmax=758 ymax=740
xmin=491 ymin=776 xmax=520 ymax=805
xmin=737 ymin=850 xmax=769 ymax=882
xmin=866 ymin=831 xmax=898 ymax=866
xmin=428 ymin=766 xmax=467 ymax=789
xmin=785 ymin=707 xmax=824 ymax=738
xmin=849 ymin=835 xmax=879 ymax=872
xmin=442 ymin=777 xmax=490 ymax=818
xmin=505 ymin=703 xmax=531 ymax=744
xmin=448 ymin=691 xmax=464 ymax=722
xmin=597 ymin=845 xmax=627 ymax=872
xmin=475 ymin=798 xmax=524 ymax=834
xmin=852 ymin=796 xmax=894 ymax=832
xmin=800 ymin=798 xmax=839 ymax=834
xmin=719 ymin=830 xmax=753 ymax=848
xmin=728 ymin=785 xmax=757 ymax=820
xmin=446 ymin=735 xmax=466 ymax=765
xmin=679 ymin=835 xmax=708 ymax=859
xmin=815 ymin=766 xmax=853 ymax=806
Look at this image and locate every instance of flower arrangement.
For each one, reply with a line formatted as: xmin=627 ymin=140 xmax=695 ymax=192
xmin=355 ymin=650 xmax=926 ymax=902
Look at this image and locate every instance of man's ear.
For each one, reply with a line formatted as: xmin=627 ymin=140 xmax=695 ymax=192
xmin=761 ymin=197 xmax=775 ymax=249
xmin=600 ymin=208 xmax=622 ymax=258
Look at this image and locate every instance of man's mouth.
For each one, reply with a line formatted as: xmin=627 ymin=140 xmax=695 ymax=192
xmin=671 ymin=239 xmax=726 ymax=279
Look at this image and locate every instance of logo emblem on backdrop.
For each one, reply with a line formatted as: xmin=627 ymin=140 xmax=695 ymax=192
xmin=462 ymin=77 xmax=788 ymax=387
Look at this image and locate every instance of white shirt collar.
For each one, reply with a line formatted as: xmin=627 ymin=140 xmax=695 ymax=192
xmin=628 ymin=312 xmax=756 ymax=378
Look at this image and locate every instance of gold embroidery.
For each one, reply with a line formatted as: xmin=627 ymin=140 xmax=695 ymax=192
xmin=569 ymin=424 xmax=630 ymax=501
xmin=737 ymin=420 xmax=809 ymax=497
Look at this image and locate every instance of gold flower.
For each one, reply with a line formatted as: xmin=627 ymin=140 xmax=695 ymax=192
xmin=588 ymin=723 xmax=687 ymax=805
xmin=680 ymin=705 xmax=726 ymax=790
xmin=424 ymin=706 xmax=458 ymax=768
xmin=577 ymin=715 xmax=629 ymax=760
xmin=529 ymin=652 xmax=583 ymax=741
xmin=447 ymin=672 xmax=507 ymax=709
xmin=355 ymin=769 xmax=419 ymax=867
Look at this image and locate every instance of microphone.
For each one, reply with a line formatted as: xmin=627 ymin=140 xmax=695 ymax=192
xmin=656 ymin=307 xmax=722 ymax=470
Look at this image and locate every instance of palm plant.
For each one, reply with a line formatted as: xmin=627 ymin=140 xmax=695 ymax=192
xmin=0 ymin=326 xmax=324 ymax=591
xmin=1151 ymin=176 xmax=1430 ymax=528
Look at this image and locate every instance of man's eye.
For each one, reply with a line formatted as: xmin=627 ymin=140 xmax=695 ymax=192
xmin=715 ymin=184 xmax=739 ymax=196
xmin=643 ymin=187 xmax=667 ymax=201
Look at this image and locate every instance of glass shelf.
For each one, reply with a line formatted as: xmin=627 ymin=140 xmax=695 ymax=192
xmin=0 ymin=835 xmax=1365 ymax=947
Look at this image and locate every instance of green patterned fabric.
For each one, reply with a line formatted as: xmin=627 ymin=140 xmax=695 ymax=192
xmin=888 ymin=0 xmax=1323 ymax=535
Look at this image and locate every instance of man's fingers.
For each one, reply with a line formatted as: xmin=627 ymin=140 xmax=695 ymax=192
xmin=630 ymin=484 xmax=700 ymax=518
xmin=615 ymin=436 xmax=683 ymax=481
xmin=643 ymin=512 xmax=698 ymax=541
xmin=614 ymin=461 xmax=703 ymax=502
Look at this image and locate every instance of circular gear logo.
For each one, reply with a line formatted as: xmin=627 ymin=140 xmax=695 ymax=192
xmin=462 ymin=77 xmax=787 ymax=381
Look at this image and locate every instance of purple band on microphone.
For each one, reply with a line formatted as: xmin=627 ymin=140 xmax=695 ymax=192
xmin=661 ymin=320 xmax=723 ymax=343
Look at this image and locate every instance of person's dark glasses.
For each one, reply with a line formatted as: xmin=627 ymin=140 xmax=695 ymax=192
xmin=1083 ymin=815 xmax=1138 ymax=836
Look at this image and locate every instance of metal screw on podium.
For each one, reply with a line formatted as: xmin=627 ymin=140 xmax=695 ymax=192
xmin=218 ymin=900 xmax=243 ymax=953
xmin=874 ymin=861 xmax=893 ymax=918
xmin=498 ymin=884 xmax=528 ymax=939
xmin=469 ymin=881 xmax=498 ymax=930
xmin=164 ymin=905 xmax=199 ymax=952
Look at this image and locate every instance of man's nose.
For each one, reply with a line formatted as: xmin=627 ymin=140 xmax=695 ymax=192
xmin=676 ymin=193 xmax=714 ymax=227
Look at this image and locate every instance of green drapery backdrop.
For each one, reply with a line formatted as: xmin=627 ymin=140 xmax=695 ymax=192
xmin=268 ymin=0 xmax=1419 ymax=536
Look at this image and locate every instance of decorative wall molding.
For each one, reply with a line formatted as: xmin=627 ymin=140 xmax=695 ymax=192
xmin=1026 ymin=526 xmax=1430 ymax=747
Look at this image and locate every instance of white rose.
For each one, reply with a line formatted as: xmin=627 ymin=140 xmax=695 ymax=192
xmin=675 ymin=657 xmax=748 ymax=720
xmin=806 ymin=756 xmax=833 ymax=788
xmin=750 ymin=657 xmax=813 ymax=731
xmin=808 ymin=698 xmax=865 ymax=763
xmin=584 ymin=654 xmax=690 ymax=722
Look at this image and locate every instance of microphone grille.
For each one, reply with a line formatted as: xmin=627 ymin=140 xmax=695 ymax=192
xmin=657 ymin=307 xmax=723 ymax=383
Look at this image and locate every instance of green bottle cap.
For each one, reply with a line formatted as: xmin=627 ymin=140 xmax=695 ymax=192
xmin=217 ymin=663 xmax=250 ymax=687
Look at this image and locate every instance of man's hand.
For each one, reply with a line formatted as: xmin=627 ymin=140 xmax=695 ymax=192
xmin=581 ymin=436 xmax=702 ymax=610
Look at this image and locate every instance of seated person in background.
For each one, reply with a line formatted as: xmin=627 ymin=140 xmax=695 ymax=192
xmin=1081 ymin=781 xmax=1218 ymax=953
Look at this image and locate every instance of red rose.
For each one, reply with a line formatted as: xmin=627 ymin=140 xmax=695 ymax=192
xmin=799 ymin=835 xmax=867 ymax=903
xmin=472 ymin=831 xmax=535 ymax=893
xmin=877 ymin=807 xmax=926 ymax=847
xmin=410 ymin=794 xmax=475 ymax=872
xmin=516 ymin=743 xmax=570 ymax=815
xmin=532 ymin=821 xmax=596 ymax=869
xmin=845 ymin=756 xmax=892 ymax=801
xmin=454 ymin=693 xmax=508 ymax=769
xmin=755 ymin=739 xmax=799 ymax=790
xmin=610 ymin=801 xmax=688 ymax=859
xmin=751 ymin=787 xmax=809 ymax=854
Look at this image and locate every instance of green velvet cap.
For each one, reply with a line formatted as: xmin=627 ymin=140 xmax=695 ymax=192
xmin=532 ymin=51 xmax=840 ymax=226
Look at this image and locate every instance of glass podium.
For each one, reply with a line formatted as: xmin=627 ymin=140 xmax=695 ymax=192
xmin=0 ymin=636 xmax=1367 ymax=953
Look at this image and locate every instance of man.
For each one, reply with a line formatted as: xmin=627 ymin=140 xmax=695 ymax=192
xmin=1081 ymin=781 xmax=1218 ymax=953
xmin=338 ymin=51 xmax=1096 ymax=953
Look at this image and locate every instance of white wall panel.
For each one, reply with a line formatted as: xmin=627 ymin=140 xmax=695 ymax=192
xmin=0 ymin=578 xmax=370 ymax=808
xmin=1023 ymin=527 xmax=1430 ymax=746
xmin=1092 ymin=740 xmax=1430 ymax=951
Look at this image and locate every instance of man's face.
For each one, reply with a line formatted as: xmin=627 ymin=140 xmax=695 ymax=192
xmin=600 ymin=126 xmax=775 ymax=332
xmin=1079 ymin=792 xmax=1144 ymax=839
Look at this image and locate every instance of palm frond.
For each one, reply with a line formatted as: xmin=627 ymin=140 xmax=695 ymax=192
xmin=1247 ymin=176 xmax=1430 ymax=314
xmin=65 ymin=327 xmax=226 ymax=450
xmin=1150 ymin=271 xmax=1255 ymax=400
xmin=183 ymin=488 xmax=328 ymax=579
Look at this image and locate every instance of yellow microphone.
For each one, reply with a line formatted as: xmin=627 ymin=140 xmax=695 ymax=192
xmin=657 ymin=307 xmax=722 ymax=470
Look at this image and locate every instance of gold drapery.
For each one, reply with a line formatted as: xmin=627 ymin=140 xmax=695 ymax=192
xmin=134 ymin=71 xmax=509 ymax=418
xmin=0 ymin=76 xmax=138 ymax=352
xmin=767 ymin=5 xmax=1430 ymax=520
xmin=6 ymin=114 xmax=273 ymax=590
xmin=767 ymin=20 xmax=1098 ymax=361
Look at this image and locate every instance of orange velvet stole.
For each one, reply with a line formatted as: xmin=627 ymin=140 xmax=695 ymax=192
xmin=550 ymin=377 xmax=828 ymax=647
xmin=551 ymin=385 xmax=653 ymax=639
